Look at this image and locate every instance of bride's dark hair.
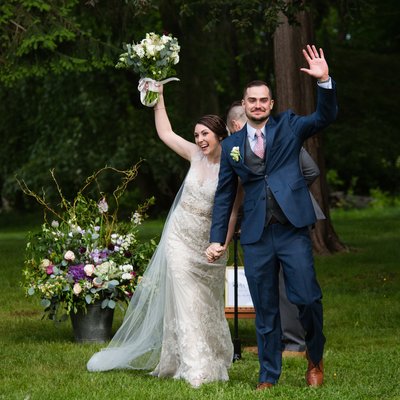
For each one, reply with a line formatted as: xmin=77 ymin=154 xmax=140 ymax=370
xmin=196 ymin=114 xmax=229 ymax=140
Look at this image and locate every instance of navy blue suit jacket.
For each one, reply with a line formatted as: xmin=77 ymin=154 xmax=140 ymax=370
xmin=210 ymin=81 xmax=338 ymax=245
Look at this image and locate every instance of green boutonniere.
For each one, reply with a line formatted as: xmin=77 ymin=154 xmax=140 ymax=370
xmin=230 ymin=146 xmax=241 ymax=162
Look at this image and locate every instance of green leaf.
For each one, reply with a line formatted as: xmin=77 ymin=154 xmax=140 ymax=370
xmin=101 ymin=298 xmax=108 ymax=309
xmin=108 ymin=299 xmax=116 ymax=309
xmin=107 ymin=279 xmax=119 ymax=289
xmin=41 ymin=298 xmax=51 ymax=308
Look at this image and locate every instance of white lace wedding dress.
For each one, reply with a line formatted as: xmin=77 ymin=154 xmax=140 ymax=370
xmin=87 ymin=151 xmax=233 ymax=387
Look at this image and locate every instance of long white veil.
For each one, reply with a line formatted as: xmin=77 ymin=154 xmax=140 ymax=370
xmin=87 ymin=182 xmax=184 ymax=372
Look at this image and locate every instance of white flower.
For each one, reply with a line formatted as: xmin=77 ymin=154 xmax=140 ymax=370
xmin=161 ymin=34 xmax=170 ymax=44
xmin=120 ymin=264 xmax=134 ymax=273
xmin=98 ymin=198 xmax=109 ymax=213
xmin=172 ymin=54 xmax=179 ymax=65
xmin=145 ymin=43 xmax=156 ymax=57
xmin=230 ymin=146 xmax=241 ymax=162
xmin=41 ymin=259 xmax=52 ymax=268
xmin=84 ymin=264 xmax=95 ymax=276
xmin=73 ymin=283 xmax=82 ymax=295
xmin=51 ymin=220 xmax=59 ymax=228
xmin=131 ymin=212 xmax=142 ymax=225
xmin=133 ymin=44 xmax=145 ymax=58
xmin=122 ymin=272 xmax=132 ymax=280
xmin=64 ymin=250 xmax=75 ymax=261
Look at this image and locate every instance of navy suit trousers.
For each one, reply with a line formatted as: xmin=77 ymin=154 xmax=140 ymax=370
xmin=242 ymin=222 xmax=325 ymax=384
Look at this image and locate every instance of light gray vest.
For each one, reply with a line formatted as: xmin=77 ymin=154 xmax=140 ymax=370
xmin=244 ymin=138 xmax=288 ymax=225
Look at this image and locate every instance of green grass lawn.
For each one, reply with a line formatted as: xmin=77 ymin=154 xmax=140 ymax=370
xmin=0 ymin=208 xmax=399 ymax=400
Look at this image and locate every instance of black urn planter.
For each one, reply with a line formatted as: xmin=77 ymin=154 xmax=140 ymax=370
xmin=70 ymin=302 xmax=114 ymax=343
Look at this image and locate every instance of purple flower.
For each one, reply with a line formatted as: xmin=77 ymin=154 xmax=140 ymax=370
xmin=100 ymin=250 xmax=108 ymax=259
xmin=90 ymin=248 xmax=109 ymax=264
xmin=79 ymin=246 xmax=86 ymax=254
xmin=68 ymin=264 xmax=86 ymax=282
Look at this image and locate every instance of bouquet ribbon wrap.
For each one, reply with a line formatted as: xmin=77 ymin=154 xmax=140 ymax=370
xmin=138 ymin=77 xmax=180 ymax=107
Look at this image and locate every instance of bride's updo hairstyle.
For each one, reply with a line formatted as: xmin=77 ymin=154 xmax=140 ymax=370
xmin=196 ymin=114 xmax=230 ymax=141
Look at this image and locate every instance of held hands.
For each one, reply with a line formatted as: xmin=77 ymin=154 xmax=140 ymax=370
xmin=206 ymin=243 xmax=226 ymax=263
xmin=300 ymin=44 xmax=329 ymax=82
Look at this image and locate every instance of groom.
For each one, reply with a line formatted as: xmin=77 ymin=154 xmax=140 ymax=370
xmin=207 ymin=45 xmax=337 ymax=389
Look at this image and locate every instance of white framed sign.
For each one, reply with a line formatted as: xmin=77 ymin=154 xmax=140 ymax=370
xmin=225 ymin=266 xmax=254 ymax=308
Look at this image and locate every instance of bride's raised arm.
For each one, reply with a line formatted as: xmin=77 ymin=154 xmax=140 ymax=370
xmin=153 ymin=84 xmax=197 ymax=161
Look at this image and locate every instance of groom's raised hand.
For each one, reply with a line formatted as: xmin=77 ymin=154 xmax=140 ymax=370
xmin=300 ymin=44 xmax=329 ymax=82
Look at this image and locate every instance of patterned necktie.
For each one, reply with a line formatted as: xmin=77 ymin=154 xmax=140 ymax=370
xmin=253 ymin=129 xmax=265 ymax=159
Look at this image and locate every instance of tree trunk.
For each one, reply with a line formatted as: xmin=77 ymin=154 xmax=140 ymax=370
xmin=273 ymin=5 xmax=346 ymax=254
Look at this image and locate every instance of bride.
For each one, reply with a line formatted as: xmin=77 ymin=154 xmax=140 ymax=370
xmin=87 ymin=83 xmax=241 ymax=388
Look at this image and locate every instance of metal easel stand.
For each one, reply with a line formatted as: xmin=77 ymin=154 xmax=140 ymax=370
xmin=232 ymin=224 xmax=242 ymax=361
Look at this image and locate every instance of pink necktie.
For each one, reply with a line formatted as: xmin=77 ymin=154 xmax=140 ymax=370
xmin=254 ymin=129 xmax=264 ymax=159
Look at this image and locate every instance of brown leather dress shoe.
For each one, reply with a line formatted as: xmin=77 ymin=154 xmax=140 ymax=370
xmin=256 ymin=382 xmax=274 ymax=391
xmin=305 ymin=358 xmax=324 ymax=387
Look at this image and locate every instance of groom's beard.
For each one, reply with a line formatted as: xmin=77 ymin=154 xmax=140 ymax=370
xmin=246 ymin=113 xmax=270 ymax=124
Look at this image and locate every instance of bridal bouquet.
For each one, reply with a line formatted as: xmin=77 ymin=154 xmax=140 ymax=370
xmin=20 ymin=166 xmax=157 ymax=322
xmin=116 ymin=32 xmax=180 ymax=107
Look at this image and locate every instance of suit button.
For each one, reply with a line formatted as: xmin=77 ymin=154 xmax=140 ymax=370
xmin=265 ymin=175 xmax=268 ymax=178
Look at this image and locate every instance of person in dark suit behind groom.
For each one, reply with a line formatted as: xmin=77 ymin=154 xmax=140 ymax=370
xmin=226 ymin=101 xmax=325 ymax=358
xmin=206 ymin=45 xmax=337 ymax=390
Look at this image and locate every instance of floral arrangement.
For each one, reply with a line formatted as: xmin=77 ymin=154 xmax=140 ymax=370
xmin=20 ymin=165 xmax=157 ymax=322
xmin=116 ymin=32 xmax=180 ymax=107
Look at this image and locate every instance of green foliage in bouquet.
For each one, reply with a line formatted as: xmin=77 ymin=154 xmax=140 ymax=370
xmin=19 ymin=165 xmax=157 ymax=322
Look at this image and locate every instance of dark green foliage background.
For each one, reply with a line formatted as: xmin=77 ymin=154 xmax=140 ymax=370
xmin=0 ymin=0 xmax=399 ymax=214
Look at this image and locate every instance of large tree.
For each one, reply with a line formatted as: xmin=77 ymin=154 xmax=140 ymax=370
xmin=273 ymin=4 xmax=346 ymax=254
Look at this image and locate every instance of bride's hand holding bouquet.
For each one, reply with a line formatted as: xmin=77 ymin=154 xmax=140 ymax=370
xmin=116 ymin=32 xmax=180 ymax=107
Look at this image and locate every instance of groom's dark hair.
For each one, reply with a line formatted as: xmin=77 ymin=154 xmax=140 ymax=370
xmin=196 ymin=115 xmax=229 ymax=140
xmin=243 ymin=80 xmax=273 ymax=99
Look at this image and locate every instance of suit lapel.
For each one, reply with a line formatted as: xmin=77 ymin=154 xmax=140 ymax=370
xmin=265 ymin=117 xmax=277 ymax=168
